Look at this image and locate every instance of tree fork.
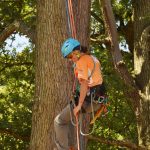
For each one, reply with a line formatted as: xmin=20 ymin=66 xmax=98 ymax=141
xmin=0 ymin=20 xmax=35 ymax=44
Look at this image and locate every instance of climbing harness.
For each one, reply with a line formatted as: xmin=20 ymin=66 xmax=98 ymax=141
xmin=90 ymin=96 xmax=110 ymax=124
xmin=79 ymin=93 xmax=95 ymax=136
xmin=79 ymin=90 xmax=110 ymax=136
xmin=70 ymin=60 xmax=110 ymax=136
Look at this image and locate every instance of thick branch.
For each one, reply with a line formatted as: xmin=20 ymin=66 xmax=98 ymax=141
xmin=87 ymin=135 xmax=146 ymax=150
xmin=100 ymin=0 xmax=137 ymax=87
xmin=91 ymin=11 xmax=104 ymax=25
xmin=0 ymin=128 xmax=30 ymax=142
xmin=92 ymin=8 xmax=134 ymax=53
xmin=0 ymin=20 xmax=35 ymax=44
xmin=100 ymin=0 xmax=122 ymax=64
xmin=100 ymin=0 xmax=142 ymax=114
xmin=140 ymin=26 xmax=150 ymax=41
xmin=90 ymin=37 xmax=110 ymax=45
xmin=120 ymin=21 xmax=134 ymax=53
xmin=18 ymin=20 xmax=35 ymax=43
xmin=0 ymin=20 xmax=19 ymax=43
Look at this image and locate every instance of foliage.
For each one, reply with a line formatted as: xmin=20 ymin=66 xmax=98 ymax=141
xmin=0 ymin=46 xmax=34 ymax=149
xmin=0 ymin=0 xmax=36 ymax=33
xmin=87 ymin=45 xmax=137 ymax=149
xmin=88 ymin=0 xmax=137 ymax=149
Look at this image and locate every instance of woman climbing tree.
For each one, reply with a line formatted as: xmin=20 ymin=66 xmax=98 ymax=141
xmin=54 ymin=38 xmax=107 ymax=150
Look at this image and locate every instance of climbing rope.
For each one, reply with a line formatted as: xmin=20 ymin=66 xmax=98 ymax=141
xmin=76 ymin=114 xmax=80 ymax=150
xmin=65 ymin=0 xmax=80 ymax=150
xmin=65 ymin=0 xmax=76 ymax=39
xmin=80 ymin=93 xmax=95 ymax=136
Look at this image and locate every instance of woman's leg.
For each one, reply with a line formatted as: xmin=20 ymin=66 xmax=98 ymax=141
xmin=54 ymin=104 xmax=75 ymax=150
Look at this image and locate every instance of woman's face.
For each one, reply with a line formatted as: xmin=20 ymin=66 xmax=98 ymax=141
xmin=67 ymin=50 xmax=80 ymax=63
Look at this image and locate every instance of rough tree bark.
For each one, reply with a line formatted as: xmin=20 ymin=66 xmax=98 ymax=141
xmin=30 ymin=0 xmax=91 ymax=149
xmin=71 ymin=1 xmax=91 ymax=150
xmin=133 ymin=0 xmax=150 ymax=149
xmin=29 ymin=0 xmax=69 ymax=149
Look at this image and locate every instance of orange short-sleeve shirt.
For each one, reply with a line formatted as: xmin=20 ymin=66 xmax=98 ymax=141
xmin=74 ymin=55 xmax=103 ymax=87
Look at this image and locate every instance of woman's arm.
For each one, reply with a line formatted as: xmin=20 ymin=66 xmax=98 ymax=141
xmin=73 ymin=79 xmax=88 ymax=116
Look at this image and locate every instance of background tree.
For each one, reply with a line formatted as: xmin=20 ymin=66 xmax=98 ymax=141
xmin=133 ymin=0 xmax=150 ymax=148
xmin=88 ymin=0 xmax=149 ymax=149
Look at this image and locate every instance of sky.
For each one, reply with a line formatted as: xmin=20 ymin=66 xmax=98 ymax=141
xmin=4 ymin=33 xmax=129 ymax=52
xmin=5 ymin=33 xmax=30 ymax=52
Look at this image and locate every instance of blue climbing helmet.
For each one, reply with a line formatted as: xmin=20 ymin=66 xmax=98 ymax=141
xmin=61 ymin=38 xmax=80 ymax=58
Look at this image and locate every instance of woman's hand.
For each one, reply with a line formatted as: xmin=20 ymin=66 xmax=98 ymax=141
xmin=73 ymin=105 xmax=81 ymax=116
xmin=73 ymin=79 xmax=88 ymax=116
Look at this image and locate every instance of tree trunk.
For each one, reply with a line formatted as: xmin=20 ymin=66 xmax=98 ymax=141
xmin=30 ymin=0 xmax=91 ymax=149
xmin=73 ymin=0 xmax=91 ymax=47
xmin=72 ymin=1 xmax=91 ymax=150
xmin=133 ymin=0 xmax=150 ymax=149
xmin=30 ymin=0 xmax=70 ymax=149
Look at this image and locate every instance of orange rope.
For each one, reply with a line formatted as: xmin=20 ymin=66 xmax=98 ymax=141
xmin=67 ymin=0 xmax=77 ymax=94
xmin=68 ymin=0 xmax=77 ymax=39
xmin=76 ymin=114 xmax=80 ymax=150
xmin=90 ymin=102 xmax=110 ymax=124
xmin=67 ymin=0 xmax=80 ymax=149
xmin=90 ymin=105 xmax=105 ymax=124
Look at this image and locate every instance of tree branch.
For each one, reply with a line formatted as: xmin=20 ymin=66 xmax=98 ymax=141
xmin=100 ymin=0 xmax=136 ymax=87
xmin=0 ymin=128 xmax=30 ymax=142
xmin=91 ymin=11 xmax=104 ymax=25
xmin=120 ymin=21 xmax=134 ymax=53
xmin=0 ymin=20 xmax=35 ymax=44
xmin=90 ymin=37 xmax=110 ymax=45
xmin=91 ymin=8 xmax=134 ymax=53
xmin=0 ymin=20 xmax=19 ymax=43
xmin=18 ymin=20 xmax=35 ymax=43
xmin=140 ymin=25 xmax=150 ymax=41
xmin=87 ymin=135 xmax=146 ymax=150
xmin=0 ymin=62 xmax=33 ymax=72
xmin=100 ymin=0 xmax=142 ymax=117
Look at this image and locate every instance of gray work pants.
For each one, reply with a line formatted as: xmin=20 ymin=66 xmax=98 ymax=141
xmin=54 ymin=101 xmax=100 ymax=150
